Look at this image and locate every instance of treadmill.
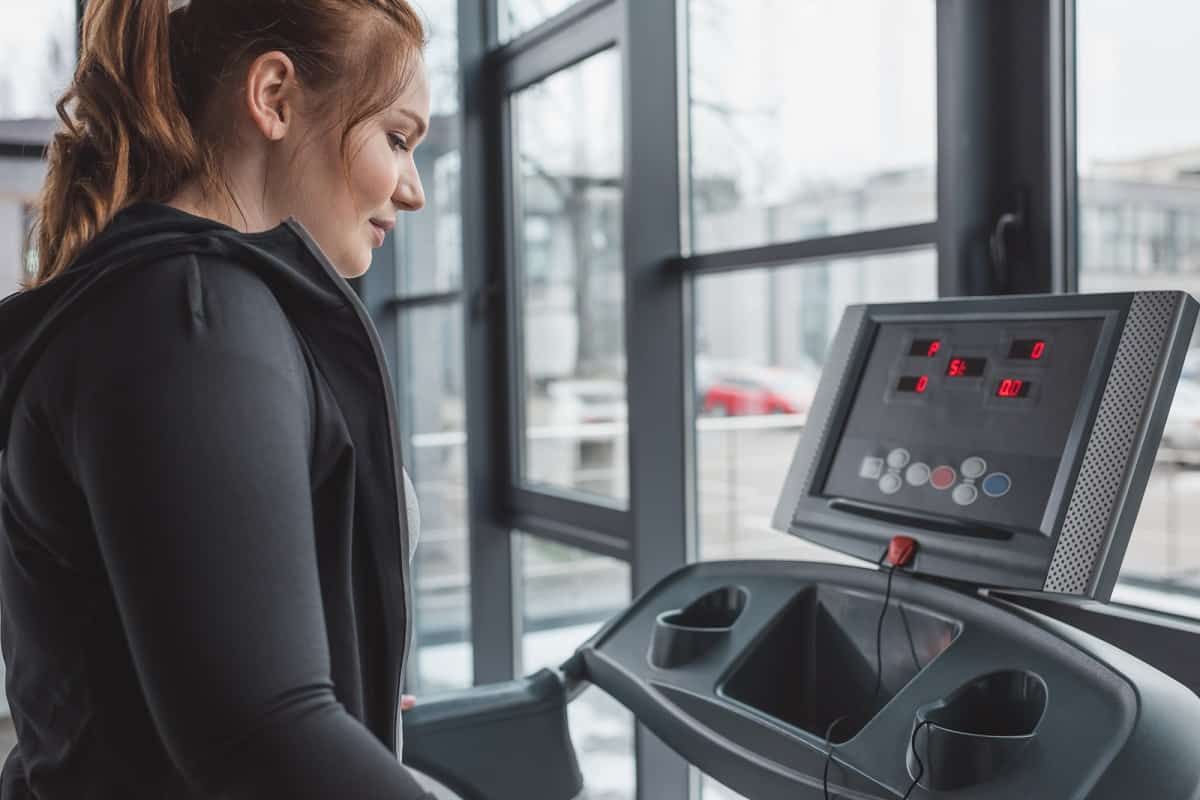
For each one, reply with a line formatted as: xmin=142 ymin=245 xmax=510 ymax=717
xmin=400 ymin=291 xmax=1200 ymax=799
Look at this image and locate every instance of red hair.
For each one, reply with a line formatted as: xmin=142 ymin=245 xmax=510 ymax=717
xmin=29 ymin=0 xmax=426 ymax=288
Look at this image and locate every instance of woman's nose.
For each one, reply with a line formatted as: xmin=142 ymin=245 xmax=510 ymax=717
xmin=394 ymin=169 xmax=425 ymax=212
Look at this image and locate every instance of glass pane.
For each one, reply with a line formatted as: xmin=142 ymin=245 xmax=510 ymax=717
xmin=687 ymin=0 xmax=936 ymax=253
xmin=499 ymin=0 xmax=580 ymax=43
xmin=1077 ymin=1 xmax=1200 ymax=607
xmin=700 ymin=776 xmax=746 ymax=800
xmin=513 ymin=50 xmax=628 ymax=505
xmin=0 ymin=0 xmax=75 ymax=119
xmin=694 ymin=249 xmax=938 ymax=564
xmin=517 ymin=533 xmax=634 ymax=800
xmin=396 ymin=0 xmax=462 ymax=295
xmin=398 ymin=303 xmax=472 ymax=693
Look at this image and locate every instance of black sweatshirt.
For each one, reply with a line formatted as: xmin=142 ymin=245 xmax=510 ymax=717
xmin=0 ymin=203 xmax=432 ymax=798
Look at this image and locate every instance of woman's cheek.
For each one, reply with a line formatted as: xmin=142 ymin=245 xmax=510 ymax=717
xmin=354 ymin=141 xmax=397 ymax=206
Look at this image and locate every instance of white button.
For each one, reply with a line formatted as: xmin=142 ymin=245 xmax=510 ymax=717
xmin=961 ymin=457 xmax=988 ymax=480
xmin=879 ymin=473 xmax=904 ymax=495
xmin=859 ymin=457 xmax=885 ymax=480
xmin=887 ymin=449 xmax=911 ymax=469
xmin=905 ymin=463 xmax=931 ymax=487
xmin=952 ymin=484 xmax=979 ymax=506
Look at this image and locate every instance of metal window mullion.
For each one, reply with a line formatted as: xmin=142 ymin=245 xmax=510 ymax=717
xmin=623 ymin=1 xmax=693 ymax=798
xmin=1051 ymin=0 xmax=1078 ymax=294
xmin=499 ymin=0 xmax=621 ymax=93
xmin=671 ymin=222 xmax=938 ymax=276
xmin=497 ymin=0 xmax=616 ymax=60
xmin=384 ymin=290 xmax=463 ymax=313
xmin=461 ymin=0 xmax=520 ymax=686
xmin=510 ymin=487 xmax=629 ymax=543
xmin=936 ymin=0 xmax=1056 ymax=298
xmin=507 ymin=518 xmax=631 ymax=564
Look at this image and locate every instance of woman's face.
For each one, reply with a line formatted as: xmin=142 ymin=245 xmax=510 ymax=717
xmin=283 ymin=61 xmax=431 ymax=279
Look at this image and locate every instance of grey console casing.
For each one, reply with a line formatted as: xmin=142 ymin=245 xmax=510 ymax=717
xmin=772 ymin=291 xmax=1199 ymax=600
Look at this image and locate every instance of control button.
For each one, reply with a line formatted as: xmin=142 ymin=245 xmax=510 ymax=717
xmin=952 ymin=484 xmax=979 ymax=506
xmin=879 ymin=473 xmax=904 ymax=495
xmin=887 ymin=448 xmax=911 ymax=469
xmin=905 ymin=462 xmax=931 ymax=487
xmin=960 ymin=456 xmax=988 ymax=480
xmin=859 ymin=457 xmax=885 ymax=480
xmin=930 ymin=466 xmax=957 ymax=491
xmin=982 ymin=473 xmax=1012 ymax=498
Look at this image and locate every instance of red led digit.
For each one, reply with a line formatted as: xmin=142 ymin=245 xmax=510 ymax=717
xmin=927 ymin=341 xmax=941 ymax=358
xmin=1031 ymin=340 xmax=1045 ymax=360
xmin=997 ymin=379 xmax=1024 ymax=398
xmin=948 ymin=359 xmax=966 ymax=377
xmin=915 ymin=375 xmax=929 ymax=393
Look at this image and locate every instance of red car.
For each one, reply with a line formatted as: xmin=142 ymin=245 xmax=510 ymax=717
xmin=701 ymin=368 xmax=815 ymax=417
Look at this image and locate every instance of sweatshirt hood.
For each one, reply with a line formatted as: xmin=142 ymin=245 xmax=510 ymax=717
xmin=0 ymin=202 xmax=352 ymax=451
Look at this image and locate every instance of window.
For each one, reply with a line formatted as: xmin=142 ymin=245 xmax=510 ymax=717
xmin=1077 ymin=0 xmax=1200 ymax=602
xmin=395 ymin=1 xmax=472 ymax=694
xmin=397 ymin=0 xmax=462 ymax=297
xmin=499 ymin=0 xmax=583 ymax=42
xmin=512 ymin=50 xmax=628 ymax=505
xmin=400 ymin=304 xmax=472 ymax=693
xmin=686 ymin=0 xmax=937 ymax=253
xmin=694 ymin=249 xmax=938 ymax=566
xmin=516 ymin=534 xmax=634 ymax=800
xmin=0 ymin=0 xmax=75 ymax=119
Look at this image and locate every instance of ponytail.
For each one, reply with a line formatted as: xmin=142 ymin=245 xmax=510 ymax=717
xmin=30 ymin=0 xmax=199 ymax=289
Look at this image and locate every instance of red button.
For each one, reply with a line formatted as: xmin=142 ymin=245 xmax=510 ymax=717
xmin=930 ymin=466 xmax=957 ymax=490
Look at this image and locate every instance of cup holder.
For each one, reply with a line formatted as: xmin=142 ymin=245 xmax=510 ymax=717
xmin=907 ymin=669 xmax=1047 ymax=791
xmin=649 ymin=586 xmax=748 ymax=669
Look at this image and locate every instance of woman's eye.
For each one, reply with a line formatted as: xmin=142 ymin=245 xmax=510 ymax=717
xmin=388 ymin=132 xmax=410 ymax=152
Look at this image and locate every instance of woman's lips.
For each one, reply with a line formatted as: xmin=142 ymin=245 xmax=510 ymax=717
xmin=369 ymin=219 xmax=394 ymax=247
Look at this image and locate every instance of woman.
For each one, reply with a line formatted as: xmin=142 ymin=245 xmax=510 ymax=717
xmin=0 ymin=0 xmax=437 ymax=796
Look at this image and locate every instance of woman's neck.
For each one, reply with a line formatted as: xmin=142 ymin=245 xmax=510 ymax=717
xmin=164 ymin=172 xmax=280 ymax=234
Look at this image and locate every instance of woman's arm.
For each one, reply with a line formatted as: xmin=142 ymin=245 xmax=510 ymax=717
xmin=69 ymin=258 xmax=433 ymax=798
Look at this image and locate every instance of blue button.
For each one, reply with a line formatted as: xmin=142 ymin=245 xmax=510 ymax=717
xmin=982 ymin=473 xmax=1012 ymax=498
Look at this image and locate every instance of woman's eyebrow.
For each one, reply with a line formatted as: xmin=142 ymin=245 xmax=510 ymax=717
xmin=397 ymin=108 xmax=429 ymax=141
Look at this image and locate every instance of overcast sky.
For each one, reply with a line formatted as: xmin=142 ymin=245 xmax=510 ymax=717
xmin=1077 ymin=0 xmax=1200 ymax=171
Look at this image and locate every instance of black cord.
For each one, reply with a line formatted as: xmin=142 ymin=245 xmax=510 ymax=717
xmin=823 ymin=549 xmax=909 ymax=800
xmin=871 ymin=562 xmax=899 ymax=705
xmin=901 ymin=720 xmax=935 ymax=799
xmin=821 ymin=716 xmax=848 ymax=800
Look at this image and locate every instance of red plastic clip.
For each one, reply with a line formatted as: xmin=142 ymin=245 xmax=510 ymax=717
xmin=887 ymin=535 xmax=917 ymax=567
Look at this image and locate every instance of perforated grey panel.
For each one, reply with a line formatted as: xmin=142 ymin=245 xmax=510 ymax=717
xmin=1044 ymin=292 xmax=1180 ymax=594
xmin=799 ymin=318 xmax=870 ymax=496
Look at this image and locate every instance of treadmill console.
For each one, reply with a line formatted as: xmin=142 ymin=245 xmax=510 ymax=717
xmin=569 ymin=292 xmax=1200 ymax=800
xmin=774 ymin=291 xmax=1198 ymax=599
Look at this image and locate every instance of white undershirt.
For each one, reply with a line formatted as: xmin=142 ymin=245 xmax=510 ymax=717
xmin=395 ymin=469 xmax=421 ymax=760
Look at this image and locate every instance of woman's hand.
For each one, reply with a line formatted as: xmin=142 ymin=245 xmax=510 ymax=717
xmin=401 ymin=694 xmax=417 ymax=711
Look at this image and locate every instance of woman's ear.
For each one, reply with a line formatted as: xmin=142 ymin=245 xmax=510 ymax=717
xmin=244 ymin=51 xmax=298 ymax=142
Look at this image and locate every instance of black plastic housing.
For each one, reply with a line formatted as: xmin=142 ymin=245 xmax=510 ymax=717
xmin=400 ymin=669 xmax=581 ymax=800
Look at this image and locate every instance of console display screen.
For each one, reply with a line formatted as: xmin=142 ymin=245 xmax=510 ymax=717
xmin=821 ymin=317 xmax=1104 ymax=534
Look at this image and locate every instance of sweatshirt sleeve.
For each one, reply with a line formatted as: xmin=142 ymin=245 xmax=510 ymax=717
xmin=67 ymin=257 xmax=434 ymax=799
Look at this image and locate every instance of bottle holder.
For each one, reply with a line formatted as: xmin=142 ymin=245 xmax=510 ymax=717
xmin=907 ymin=669 xmax=1047 ymax=791
xmin=649 ymin=585 xmax=747 ymax=669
